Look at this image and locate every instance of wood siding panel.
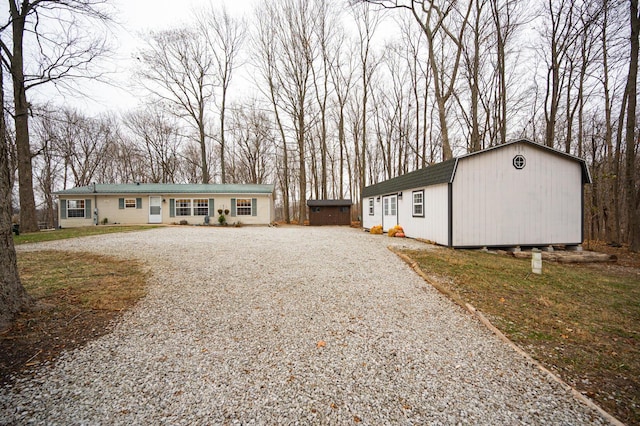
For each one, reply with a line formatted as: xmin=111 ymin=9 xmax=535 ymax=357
xmin=452 ymin=143 xmax=583 ymax=247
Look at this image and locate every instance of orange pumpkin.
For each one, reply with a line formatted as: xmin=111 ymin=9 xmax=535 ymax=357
xmin=395 ymin=232 xmax=405 ymax=238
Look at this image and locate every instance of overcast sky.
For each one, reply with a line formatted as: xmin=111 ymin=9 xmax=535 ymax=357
xmin=30 ymin=0 xmax=261 ymax=114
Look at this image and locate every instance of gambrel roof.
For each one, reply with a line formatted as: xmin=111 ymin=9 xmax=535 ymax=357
xmin=362 ymin=139 xmax=591 ymax=198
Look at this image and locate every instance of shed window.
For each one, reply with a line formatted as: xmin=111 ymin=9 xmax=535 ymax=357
xmin=175 ymin=199 xmax=191 ymax=216
xmin=513 ymin=155 xmax=526 ymax=169
xmin=236 ymin=198 xmax=252 ymax=216
xmin=67 ymin=199 xmax=85 ymax=218
xmin=368 ymin=198 xmax=374 ymax=215
xmin=413 ymin=190 xmax=424 ymax=217
xmin=125 ymin=198 xmax=136 ymax=209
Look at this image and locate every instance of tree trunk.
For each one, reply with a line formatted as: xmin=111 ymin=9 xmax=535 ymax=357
xmin=0 ymin=64 xmax=31 ymax=329
xmin=625 ymin=0 xmax=639 ymax=251
xmin=220 ymin=90 xmax=227 ymax=184
xmin=10 ymin=8 xmax=39 ymax=233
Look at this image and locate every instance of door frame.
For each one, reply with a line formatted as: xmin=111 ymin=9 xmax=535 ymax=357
xmin=149 ymin=196 xmax=162 ymax=223
xmin=382 ymin=194 xmax=398 ymax=231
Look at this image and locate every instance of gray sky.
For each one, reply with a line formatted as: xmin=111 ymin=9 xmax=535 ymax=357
xmin=30 ymin=0 xmax=260 ymax=114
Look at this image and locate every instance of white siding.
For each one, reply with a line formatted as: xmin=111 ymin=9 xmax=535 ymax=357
xmin=362 ymin=196 xmax=382 ymax=229
xmin=452 ymin=142 xmax=583 ymax=247
xmin=398 ymin=184 xmax=449 ymax=245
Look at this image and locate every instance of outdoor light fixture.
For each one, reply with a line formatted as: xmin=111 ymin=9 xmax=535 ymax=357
xmin=398 ymin=192 xmax=403 ymax=199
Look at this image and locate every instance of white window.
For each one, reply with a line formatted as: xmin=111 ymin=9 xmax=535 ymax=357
xmin=368 ymin=198 xmax=374 ymax=215
xmin=383 ymin=198 xmax=389 ymax=216
xmin=125 ymin=198 xmax=136 ymax=209
xmin=176 ymin=199 xmax=191 ymax=216
xmin=236 ymin=198 xmax=252 ymax=216
xmin=193 ymin=199 xmax=209 ymax=216
xmin=67 ymin=200 xmax=85 ymax=218
xmin=413 ymin=190 xmax=424 ymax=217
xmin=390 ymin=196 xmax=397 ymax=215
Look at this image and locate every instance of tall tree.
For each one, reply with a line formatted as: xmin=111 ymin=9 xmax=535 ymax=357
xmin=197 ymin=5 xmax=246 ymax=184
xmin=0 ymin=0 xmax=111 ymax=233
xmin=0 ymin=62 xmax=30 ymax=329
xmin=352 ymin=2 xmax=383 ymax=216
xmin=625 ymin=0 xmax=639 ymax=251
xmin=137 ymin=29 xmax=215 ymax=183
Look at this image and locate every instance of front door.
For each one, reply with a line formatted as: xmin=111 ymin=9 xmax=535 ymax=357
xmin=149 ymin=196 xmax=162 ymax=223
xmin=382 ymin=195 xmax=397 ymax=231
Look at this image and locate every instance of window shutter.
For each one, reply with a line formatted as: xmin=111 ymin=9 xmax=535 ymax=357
xmin=169 ymin=199 xmax=175 ymax=217
xmin=208 ymin=198 xmax=214 ymax=216
xmin=136 ymin=198 xmax=142 ymax=209
xmin=85 ymin=199 xmax=92 ymax=219
xmin=60 ymin=199 xmax=67 ymax=219
xmin=231 ymin=198 xmax=236 ymax=217
xmin=119 ymin=198 xmax=125 ymax=209
xmin=251 ymin=198 xmax=257 ymax=216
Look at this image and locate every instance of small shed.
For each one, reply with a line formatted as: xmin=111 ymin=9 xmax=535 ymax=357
xmin=307 ymin=199 xmax=352 ymax=226
xmin=362 ymin=139 xmax=592 ymax=248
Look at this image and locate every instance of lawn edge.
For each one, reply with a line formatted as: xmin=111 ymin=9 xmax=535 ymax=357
xmin=391 ymin=248 xmax=625 ymax=426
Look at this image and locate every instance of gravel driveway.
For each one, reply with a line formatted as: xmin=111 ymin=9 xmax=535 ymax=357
xmin=1 ymin=226 xmax=607 ymax=424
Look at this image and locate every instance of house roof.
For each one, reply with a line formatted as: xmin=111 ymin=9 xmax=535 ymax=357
xmin=54 ymin=183 xmax=275 ymax=196
xmin=362 ymin=139 xmax=592 ymax=198
xmin=307 ymin=199 xmax=352 ymax=207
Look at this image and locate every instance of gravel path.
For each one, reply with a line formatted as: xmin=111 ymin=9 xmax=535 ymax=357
xmin=1 ymin=226 xmax=607 ymax=425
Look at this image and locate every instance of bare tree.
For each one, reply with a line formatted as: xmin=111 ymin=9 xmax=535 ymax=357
xmin=229 ymin=102 xmax=275 ymax=185
xmin=253 ymin=1 xmax=292 ymax=222
xmin=329 ymin=35 xmax=356 ymax=199
xmin=123 ymin=107 xmax=182 ymax=184
xmin=352 ymin=2 xmax=383 ymax=217
xmin=136 ymin=28 xmax=215 ymax=183
xmin=256 ymin=0 xmax=318 ymax=223
xmin=624 ymin=0 xmax=639 ymax=251
xmin=0 ymin=0 xmax=112 ymax=232
xmin=359 ymin=0 xmax=473 ymax=160
xmin=0 ymin=62 xmax=30 ymax=329
xmin=197 ymin=5 xmax=246 ymax=184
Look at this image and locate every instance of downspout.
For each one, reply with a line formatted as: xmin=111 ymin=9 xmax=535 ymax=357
xmin=92 ymin=182 xmax=98 ymax=226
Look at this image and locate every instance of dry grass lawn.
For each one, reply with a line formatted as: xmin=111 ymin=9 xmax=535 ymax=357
xmin=399 ymin=245 xmax=640 ymax=425
xmin=0 ymin=251 xmax=147 ymax=383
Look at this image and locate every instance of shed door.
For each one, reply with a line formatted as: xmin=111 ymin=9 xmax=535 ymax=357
xmin=382 ymin=195 xmax=397 ymax=231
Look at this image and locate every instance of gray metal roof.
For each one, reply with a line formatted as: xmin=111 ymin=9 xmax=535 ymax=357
xmin=307 ymin=199 xmax=352 ymax=207
xmin=362 ymin=139 xmax=592 ymax=198
xmin=54 ymin=183 xmax=275 ymax=196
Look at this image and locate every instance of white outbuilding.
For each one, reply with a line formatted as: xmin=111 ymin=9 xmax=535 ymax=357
xmin=362 ymin=139 xmax=592 ymax=248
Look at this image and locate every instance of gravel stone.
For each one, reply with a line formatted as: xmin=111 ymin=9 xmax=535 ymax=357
xmin=1 ymin=226 xmax=609 ymax=424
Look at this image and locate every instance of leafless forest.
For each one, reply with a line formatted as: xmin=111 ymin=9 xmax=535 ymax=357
xmin=2 ymin=0 xmax=639 ymax=249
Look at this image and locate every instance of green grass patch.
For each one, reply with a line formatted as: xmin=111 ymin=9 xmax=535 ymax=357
xmin=13 ymin=225 xmax=160 ymax=245
xmin=402 ymin=247 xmax=640 ymax=425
